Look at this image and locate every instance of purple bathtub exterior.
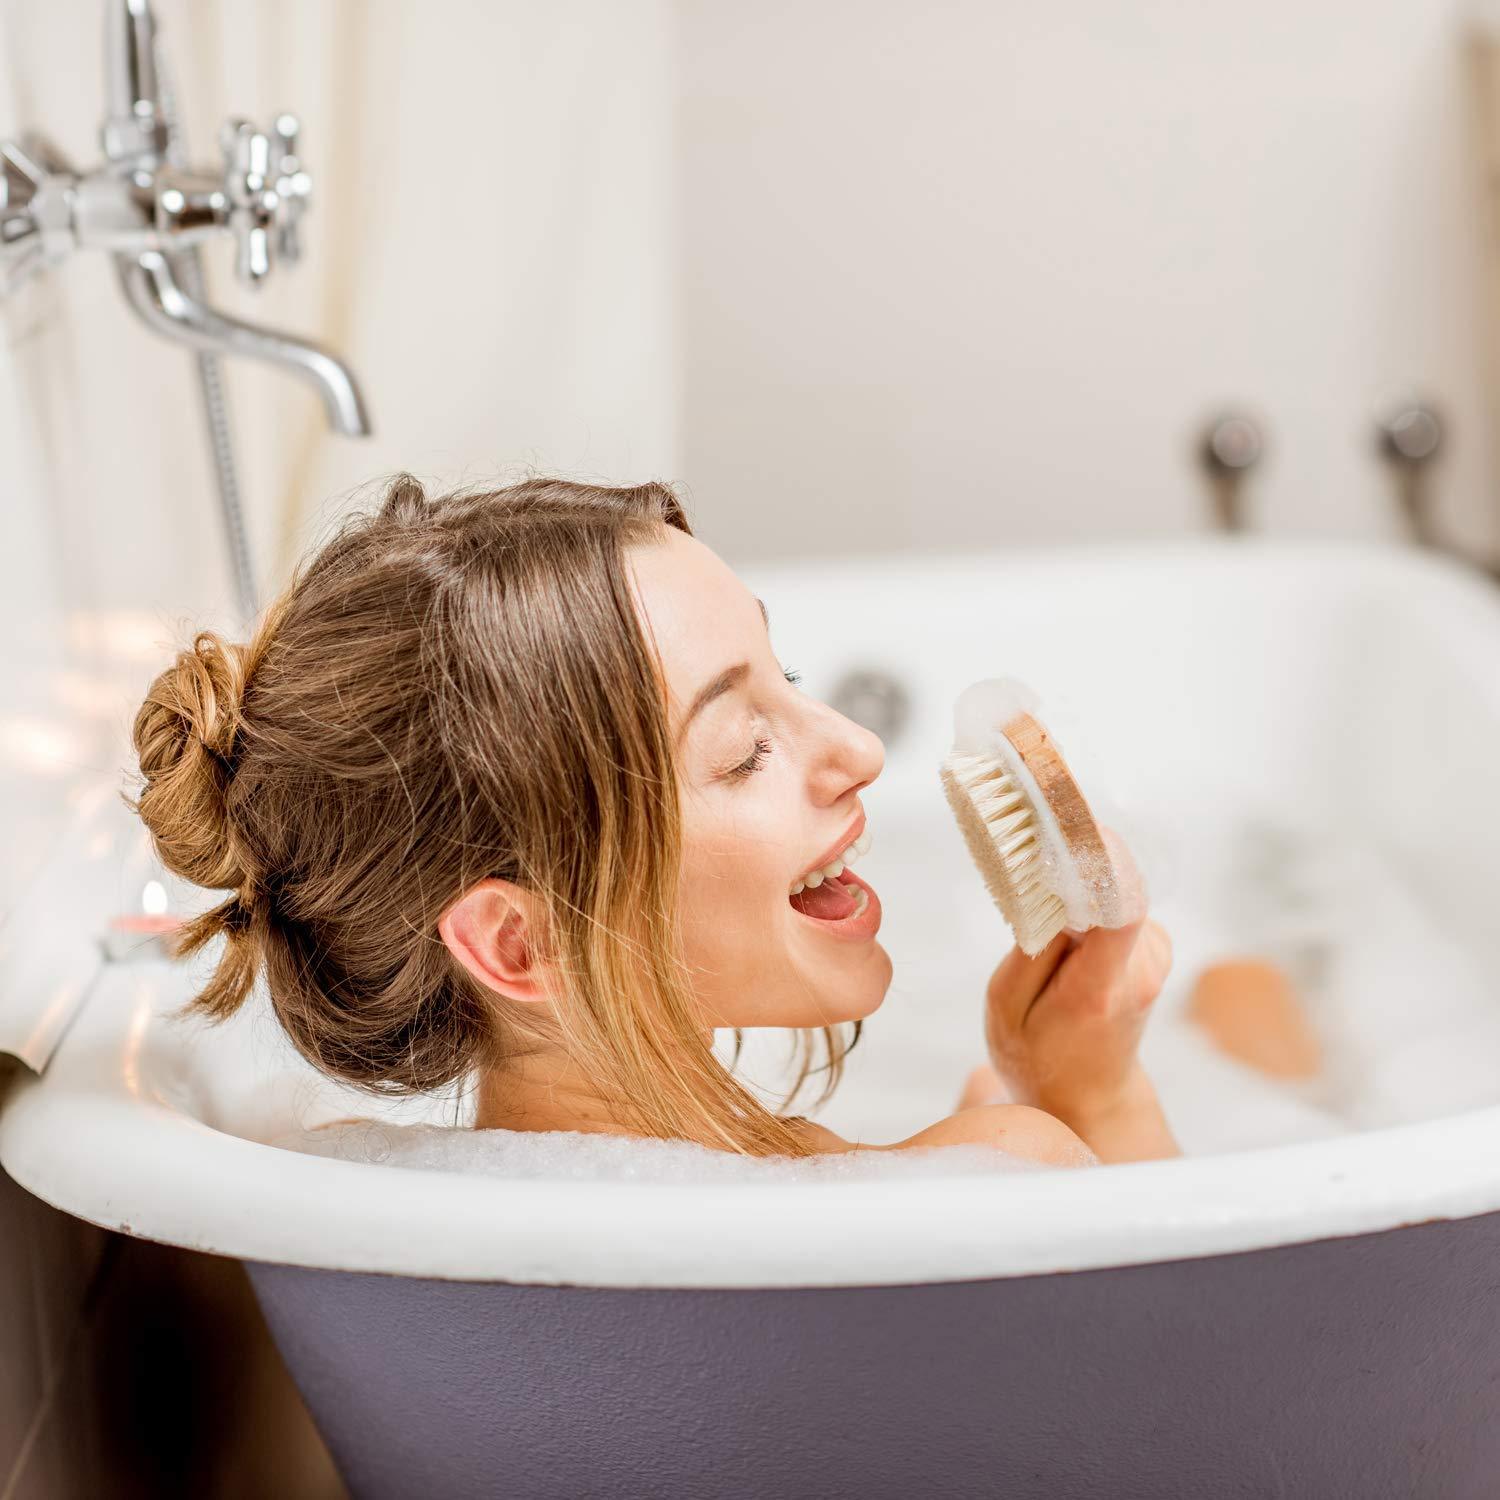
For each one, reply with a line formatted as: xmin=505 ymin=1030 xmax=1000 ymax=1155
xmin=249 ymin=1209 xmax=1500 ymax=1500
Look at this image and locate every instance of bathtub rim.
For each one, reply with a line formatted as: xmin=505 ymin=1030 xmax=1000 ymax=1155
xmin=4 ymin=960 xmax=1500 ymax=1290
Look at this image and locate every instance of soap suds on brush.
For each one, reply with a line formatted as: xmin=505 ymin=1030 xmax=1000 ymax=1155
xmin=948 ymin=677 xmax=1043 ymax=758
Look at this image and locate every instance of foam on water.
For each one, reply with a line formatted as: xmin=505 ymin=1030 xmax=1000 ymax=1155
xmin=276 ymin=1120 xmax=1053 ymax=1183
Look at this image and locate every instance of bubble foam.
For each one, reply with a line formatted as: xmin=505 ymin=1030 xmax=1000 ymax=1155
xmin=275 ymin=1120 xmax=1046 ymax=1184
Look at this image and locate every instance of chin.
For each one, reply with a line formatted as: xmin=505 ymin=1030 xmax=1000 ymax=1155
xmin=798 ymin=941 xmax=893 ymax=1027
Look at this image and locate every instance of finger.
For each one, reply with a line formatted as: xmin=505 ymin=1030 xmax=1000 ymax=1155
xmin=990 ymin=929 xmax=1076 ymax=1029
xmin=1051 ymin=917 xmax=1146 ymax=1006
xmin=1145 ymin=918 xmax=1173 ymax=975
xmin=1132 ymin=918 xmax=1174 ymax=998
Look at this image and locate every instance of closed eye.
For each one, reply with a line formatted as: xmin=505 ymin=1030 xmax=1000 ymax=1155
xmin=722 ymin=664 xmax=798 ymax=780
xmin=727 ymin=734 xmax=773 ymax=780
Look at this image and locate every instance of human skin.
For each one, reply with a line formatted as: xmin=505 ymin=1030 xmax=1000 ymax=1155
xmin=440 ymin=527 xmax=1178 ymax=1164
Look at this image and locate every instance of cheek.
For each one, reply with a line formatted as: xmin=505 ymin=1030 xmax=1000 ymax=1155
xmin=679 ymin=803 xmax=791 ymax=926
xmin=675 ymin=791 xmax=798 ymax=969
xmin=674 ymin=795 xmax=892 ymax=1029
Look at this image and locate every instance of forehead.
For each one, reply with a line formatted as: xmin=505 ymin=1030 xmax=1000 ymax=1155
xmin=626 ymin=529 xmax=761 ymax=702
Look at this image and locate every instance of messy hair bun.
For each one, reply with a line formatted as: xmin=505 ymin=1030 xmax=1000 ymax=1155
xmin=135 ymin=631 xmax=256 ymax=889
xmin=132 ymin=628 xmax=273 ymax=1018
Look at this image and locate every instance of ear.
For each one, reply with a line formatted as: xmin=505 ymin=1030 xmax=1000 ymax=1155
xmin=438 ymin=879 xmax=553 ymax=1005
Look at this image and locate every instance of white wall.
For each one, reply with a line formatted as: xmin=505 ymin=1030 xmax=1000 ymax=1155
xmin=677 ymin=0 xmax=1500 ymax=565
xmin=12 ymin=2 xmax=1494 ymax=604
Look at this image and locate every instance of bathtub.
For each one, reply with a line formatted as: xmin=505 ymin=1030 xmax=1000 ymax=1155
xmin=4 ymin=538 xmax=1500 ymax=1499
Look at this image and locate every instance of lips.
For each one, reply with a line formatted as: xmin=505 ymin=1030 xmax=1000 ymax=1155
xmin=802 ymin=813 xmax=866 ymax=881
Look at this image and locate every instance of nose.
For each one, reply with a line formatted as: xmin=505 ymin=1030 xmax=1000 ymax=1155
xmin=805 ymin=699 xmax=885 ymax=805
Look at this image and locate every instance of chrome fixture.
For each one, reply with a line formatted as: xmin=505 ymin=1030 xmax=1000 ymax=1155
xmin=0 ymin=0 xmax=372 ymax=617
xmin=1198 ymin=411 xmax=1265 ymax=532
xmin=828 ymin=668 xmax=910 ymax=744
xmin=1373 ymin=400 xmax=1500 ymax=582
xmin=1376 ymin=400 xmax=1445 ymax=549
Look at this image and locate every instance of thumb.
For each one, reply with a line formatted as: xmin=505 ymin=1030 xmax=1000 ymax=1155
xmin=988 ymin=929 xmax=1075 ymax=1030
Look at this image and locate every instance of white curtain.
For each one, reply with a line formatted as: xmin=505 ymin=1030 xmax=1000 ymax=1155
xmin=0 ymin=0 xmax=680 ymax=622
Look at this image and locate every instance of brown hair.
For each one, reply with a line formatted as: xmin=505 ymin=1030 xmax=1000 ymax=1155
xmin=130 ymin=474 xmax=856 ymax=1156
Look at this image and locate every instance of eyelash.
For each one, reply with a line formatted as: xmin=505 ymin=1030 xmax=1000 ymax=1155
xmin=725 ymin=667 xmax=800 ymax=780
xmin=728 ymin=734 xmax=774 ymax=780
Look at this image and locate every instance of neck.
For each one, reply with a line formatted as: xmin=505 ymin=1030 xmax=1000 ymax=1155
xmin=475 ymin=1042 xmax=632 ymax=1135
xmin=473 ymin=1024 xmax=723 ymax=1137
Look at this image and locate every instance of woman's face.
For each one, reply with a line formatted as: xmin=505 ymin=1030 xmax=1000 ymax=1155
xmin=628 ymin=529 xmax=892 ymax=1030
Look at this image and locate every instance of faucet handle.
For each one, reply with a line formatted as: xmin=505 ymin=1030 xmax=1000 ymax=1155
xmin=219 ymin=116 xmax=278 ymax=285
xmin=270 ymin=113 xmax=311 ymax=264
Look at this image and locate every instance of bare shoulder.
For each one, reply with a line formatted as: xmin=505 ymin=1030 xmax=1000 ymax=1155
xmin=905 ymin=1104 xmax=1096 ymax=1166
xmin=804 ymin=1105 xmax=1095 ymax=1168
xmin=785 ymin=1117 xmax=859 ymax=1153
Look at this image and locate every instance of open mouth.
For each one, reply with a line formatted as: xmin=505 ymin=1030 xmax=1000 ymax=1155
xmin=789 ymin=867 xmax=866 ymax=921
xmin=788 ymin=865 xmax=881 ymax=938
xmin=787 ymin=824 xmax=880 ymax=936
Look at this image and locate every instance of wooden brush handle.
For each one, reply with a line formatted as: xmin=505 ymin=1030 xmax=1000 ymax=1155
xmin=1002 ymin=712 xmax=1117 ymax=917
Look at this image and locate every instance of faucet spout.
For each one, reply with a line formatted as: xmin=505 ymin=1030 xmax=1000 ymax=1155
xmin=117 ymin=249 xmax=373 ymax=436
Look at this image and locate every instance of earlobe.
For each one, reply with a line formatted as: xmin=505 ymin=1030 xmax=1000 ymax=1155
xmin=437 ymin=879 xmax=551 ymax=1004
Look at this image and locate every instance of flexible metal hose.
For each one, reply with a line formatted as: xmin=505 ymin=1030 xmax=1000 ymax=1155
xmin=153 ymin=35 xmax=257 ymax=622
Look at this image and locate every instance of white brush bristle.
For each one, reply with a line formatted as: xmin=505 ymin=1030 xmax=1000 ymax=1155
xmin=940 ymin=750 xmax=1069 ymax=956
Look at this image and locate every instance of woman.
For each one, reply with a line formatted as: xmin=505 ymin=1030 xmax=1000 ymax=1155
xmin=132 ymin=473 xmax=1177 ymax=1165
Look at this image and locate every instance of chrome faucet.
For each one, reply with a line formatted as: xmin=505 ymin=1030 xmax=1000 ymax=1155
xmin=0 ymin=0 xmax=372 ymax=615
xmin=1376 ymin=400 xmax=1445 ymax=550
xmin=3 ymin=0 xmax=370 ymax=434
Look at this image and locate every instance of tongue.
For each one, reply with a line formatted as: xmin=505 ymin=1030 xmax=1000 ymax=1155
xmin=790 ymin=872 xmax=858 ymax=921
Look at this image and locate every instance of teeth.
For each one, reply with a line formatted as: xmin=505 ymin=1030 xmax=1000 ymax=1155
xmin=789 ymin=826 xmax=873 ymax=894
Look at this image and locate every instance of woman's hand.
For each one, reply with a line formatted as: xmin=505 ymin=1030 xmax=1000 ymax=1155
xmin=982 ymin=832 xmax=1178 ymax=1161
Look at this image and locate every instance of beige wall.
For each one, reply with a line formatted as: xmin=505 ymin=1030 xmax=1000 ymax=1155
xmin=678 ymin=0 xmax=1500 ymax=564
xmin=12 ymin=2 xmax=1497 ymax=600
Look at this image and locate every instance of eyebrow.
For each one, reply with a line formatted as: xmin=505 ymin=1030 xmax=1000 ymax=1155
xmin=675 ymin=598 xmax=770 ymax=746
